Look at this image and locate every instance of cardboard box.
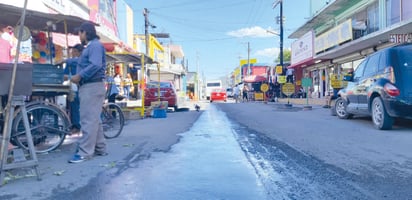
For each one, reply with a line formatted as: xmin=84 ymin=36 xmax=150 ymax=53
xmin=150 ymin=101 xmax=168 ymax=109
xmin=123 ymin=110 xmax=141 ymax=120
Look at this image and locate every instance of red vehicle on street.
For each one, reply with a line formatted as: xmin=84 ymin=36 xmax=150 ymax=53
xmin=144 ymin=81 xmax=179 ymax=110
xmin=210 ymin=88 xmax=227 ymax=103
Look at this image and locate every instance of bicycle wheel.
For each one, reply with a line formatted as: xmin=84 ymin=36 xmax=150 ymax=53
xmin=102 ymin=103 xmax=124 ymax=139
xmin=12 ymin=102 xmax=70 ymax=153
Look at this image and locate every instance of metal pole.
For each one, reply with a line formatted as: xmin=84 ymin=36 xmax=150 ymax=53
xmin=280 ymin=0 xmax=284 ymax=70
xmin=140 ymin=54 xmax=145 ymax=117
xmin=1 ymin=0 xmax=28 ymax=170
xmin=247 ymin=42 xmax=250 ymax=75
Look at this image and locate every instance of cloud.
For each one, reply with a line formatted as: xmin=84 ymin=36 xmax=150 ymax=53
xmin=254 ymin=47 xmax=280 ymax=58
xmin=227 ymin=26 xmax=278 ymax=38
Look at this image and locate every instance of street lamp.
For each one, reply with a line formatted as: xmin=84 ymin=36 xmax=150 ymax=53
xmin=273 ymin=0 xmax=284 ymax=73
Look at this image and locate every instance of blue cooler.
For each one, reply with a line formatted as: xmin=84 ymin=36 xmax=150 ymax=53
xmin=153 ymin=108 xmax=167 ymax=118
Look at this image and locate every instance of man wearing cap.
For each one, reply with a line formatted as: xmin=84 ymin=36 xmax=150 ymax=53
xmin=62 ymin=44 xmax=83 ymax=134
xmin=69 ymin=22 xmax=107 ymax=163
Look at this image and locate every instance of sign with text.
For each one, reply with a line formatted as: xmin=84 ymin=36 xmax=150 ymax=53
xmin=277 ymin=75 xmax=286 ymax=84
xmin=315 ymin=19 xmax=353 ymax=53
xmin=240 ymin=58 xmax=257 ymax=66
xmin=390 ymin=33 xmax=412 ymax=43
xmin=282 ymin=83 xmax=295 ymax=96
xmin=260 ymin=83 xmax=269 ymax=92
xmin=275 ymin=66 xmax=283 ymax=74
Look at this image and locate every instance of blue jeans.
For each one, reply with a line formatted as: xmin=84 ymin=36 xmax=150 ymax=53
xmin=70 ymin=91 xmax=81 ymax=129
xmin=123 ymin=85 xmax=130 ymax=99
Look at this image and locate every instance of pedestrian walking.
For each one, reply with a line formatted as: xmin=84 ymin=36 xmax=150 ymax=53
xmin=233 ymin=84 xmax=240 ymax=103
xmin=69 ymin=22 xmax=107 ymax=163
xmin=62 ymin=44 xmax=84 ymax=134
xmin=123 ymin=73 xmax=133 ymax=100
xmin=242 ymin=84 xmax=249 ymax=102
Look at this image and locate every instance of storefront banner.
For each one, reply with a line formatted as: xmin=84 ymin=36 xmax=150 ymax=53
xmin=291 ymin=31 xmax=314 ymax=65
xmin=240 ymin=58 xmax=257 ymax=66
xmin=315 ymin=19 xmax=353 ymax=53
xmin=89 ymin=0 xmax=119 ymax=42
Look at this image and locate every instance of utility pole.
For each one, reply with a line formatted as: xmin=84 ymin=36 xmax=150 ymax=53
xmin=273 ymin=0 xmax=284 ymax=72
xmin=196 ymin=51 xmax=200 ymax=100
xmin=143 ymin=8 xmax=149 ymax=56
xmin=247 ymin=42 xmax=251 ymax=75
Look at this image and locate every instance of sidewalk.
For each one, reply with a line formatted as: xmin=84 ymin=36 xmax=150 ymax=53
xmin=276 ymin=97 xmax=326 ymax=106
xmin=0 ymin=105 xmax=202 ymax=200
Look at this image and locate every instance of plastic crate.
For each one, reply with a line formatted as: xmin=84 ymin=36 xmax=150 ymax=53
xmin=0 ymin=63 xmax=33 ymax=95
xmin=32 ymin=64 xmax=64 ymax=85
xmin=152 ymin=108 xmax=167 ymax=118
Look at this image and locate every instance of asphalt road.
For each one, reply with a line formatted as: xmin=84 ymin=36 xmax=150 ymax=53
xmin=216 ymin=101 xmax=412 ymax=199
xmin=2 ymin=100 xmax=412 ymax=200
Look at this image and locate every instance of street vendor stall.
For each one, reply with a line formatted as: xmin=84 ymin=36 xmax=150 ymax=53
xmin=243 ymin=75 xmax=267 ymax=101
xmin=105 ymin=53 xmax=154 ymax=117
xmin=0 ymin=2 xmax=97 ymax=184
xmin=0 ymin=3 xmax=97 ymax=99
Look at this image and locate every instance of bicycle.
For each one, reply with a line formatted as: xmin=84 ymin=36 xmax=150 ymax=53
xmin=100 ymin=102 xmax=124 ymax=139
xmin=9 ymin=101 xmax=124 ymax=153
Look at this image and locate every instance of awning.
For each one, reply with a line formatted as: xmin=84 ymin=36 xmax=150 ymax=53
xmin=105 ymin=53 xmax=154 ymax=65
xmin=52 ymin=33 xmax=80 ymax=47
xmin=243 ymin=75 xmax=266 ymax=83
xmin=287 ymin=58 xmax=319 ymax=69
xmin=0 ymin=3 xmax=96 ymax=34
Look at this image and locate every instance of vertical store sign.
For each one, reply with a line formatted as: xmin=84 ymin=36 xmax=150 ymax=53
xmin=291 ymin=31 xmax=314 ymax=65
xmin=88 ymin=0 xmax=118 ymax=39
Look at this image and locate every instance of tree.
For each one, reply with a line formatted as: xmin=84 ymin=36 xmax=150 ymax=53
xmin=275 ymin=49 xmax=291 ymax=63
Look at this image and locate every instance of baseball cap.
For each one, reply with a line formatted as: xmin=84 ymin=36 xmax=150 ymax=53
xmin=74 ymin=22 xmax=96 ymax=34
xmin=69 ymin=44 xmax=84 ymax=52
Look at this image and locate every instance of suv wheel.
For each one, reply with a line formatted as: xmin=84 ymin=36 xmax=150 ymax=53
xmin=334 ymin=97 xmax=353 ymax=119
xmin=371 ymin=97 xmax=393 ymax=130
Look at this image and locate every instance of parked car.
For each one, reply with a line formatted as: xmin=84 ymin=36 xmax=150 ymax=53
xmin=210 ymin=88 xmax=227 ymax=103
xmin=144 ymin=81 xmax=179 ymax=111
xmin=334 ymin=43 xmax=412 ymax=130
xmin=226 ymin=87 xmax=233 ymax=98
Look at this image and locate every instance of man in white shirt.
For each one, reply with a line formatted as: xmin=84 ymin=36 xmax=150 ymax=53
xmin=233 ymin=84 xmax=240 ymax=103
xmin=286 ymin=68 xmax=294 ymax=83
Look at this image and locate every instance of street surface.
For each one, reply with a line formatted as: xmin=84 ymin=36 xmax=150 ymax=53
xmin=1 ymin=100 xmax=412 ymax=199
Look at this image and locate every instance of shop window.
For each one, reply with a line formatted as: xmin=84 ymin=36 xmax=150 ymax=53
xmin=386 ymin=0 xmax=400 ymax=26
xmin=367 ymin=1 xmax=379 ymax=34
xmin=352 ymin=10 xmax=367 ymax=39
xmin=402 ymin=0 xmax=412 ymax=20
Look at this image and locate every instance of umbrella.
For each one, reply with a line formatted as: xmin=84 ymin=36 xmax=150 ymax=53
xmin=243 ymin=75 xmax=267 ymax=83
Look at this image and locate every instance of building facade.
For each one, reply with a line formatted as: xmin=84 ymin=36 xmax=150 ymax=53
xmin=289 ymin=0 xmax=412 ymax=99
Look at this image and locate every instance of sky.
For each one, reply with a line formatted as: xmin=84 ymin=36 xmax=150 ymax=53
xmin=125 ymin=0 xmax=311 ymax=80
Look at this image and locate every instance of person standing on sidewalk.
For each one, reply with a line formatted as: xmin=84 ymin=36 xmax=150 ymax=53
xmin=233 ymin=84 xmax=240 ymax=103
xmin=242 ymin=84 xmax=249 ymax=102
xmin=62 ymin=44 xmax=84 ymax=134
xmin=69 ymin=22 xmax=107 ymax=163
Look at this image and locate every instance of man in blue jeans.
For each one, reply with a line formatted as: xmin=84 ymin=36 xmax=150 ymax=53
xmin=62 ymin=44 xmax=83 ymax=133
xmin=69 ymin=22 xmax=107 ymax=163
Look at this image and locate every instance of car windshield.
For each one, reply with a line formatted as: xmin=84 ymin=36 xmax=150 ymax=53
xmin=146 ymin=82 xmax=173 ymax=88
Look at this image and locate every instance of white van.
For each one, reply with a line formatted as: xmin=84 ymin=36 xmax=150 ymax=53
xmin=205 ymin=80 xmax=222 ymax=100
